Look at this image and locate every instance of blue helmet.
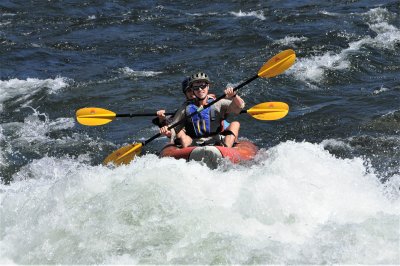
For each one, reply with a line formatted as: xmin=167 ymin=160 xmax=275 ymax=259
xmin=181 ymin=77 xmax=190 ymax=94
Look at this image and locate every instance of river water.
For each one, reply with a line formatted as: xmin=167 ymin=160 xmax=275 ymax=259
xmin=1 ymin=1 xmax=399 ymax=264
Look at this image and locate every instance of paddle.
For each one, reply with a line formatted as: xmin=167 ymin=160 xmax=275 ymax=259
xmin=76 ymin=101 xmax=289 ymax=126
xmin=104 ymin=49 xmax=296 ymax=165
xmin=75 ymin=107 xmax=173 ymax=126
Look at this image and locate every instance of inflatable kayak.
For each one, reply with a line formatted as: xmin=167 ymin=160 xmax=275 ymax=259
xmin=160 ymin=140 xmax=258 ymax=168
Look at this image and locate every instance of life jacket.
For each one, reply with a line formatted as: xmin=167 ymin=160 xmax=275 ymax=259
xmin=185 ymin=98 xmax=223 ymax=138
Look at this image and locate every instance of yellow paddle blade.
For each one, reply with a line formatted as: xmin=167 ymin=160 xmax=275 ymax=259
xmin=258 ymin=49 xmax=296 ymax=78
xmin=103 ymin=143 xmax=143 ymax=165
xmin=247 ymin=102 xmax=289 ymax=120
xmin=76 ymin=107 xmax=116 ymax=126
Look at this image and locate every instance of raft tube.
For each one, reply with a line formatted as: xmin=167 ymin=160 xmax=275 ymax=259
xmin=160 ymin=140 xmax=258 ymax=168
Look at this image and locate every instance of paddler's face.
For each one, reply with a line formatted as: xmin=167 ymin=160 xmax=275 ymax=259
xmin=185 ymin=88 xmax=195 ymax=99
xmin=191 ymin=81 xmax=209 ymax=99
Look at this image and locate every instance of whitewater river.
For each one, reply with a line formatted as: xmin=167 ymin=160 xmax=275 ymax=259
xmin=1 ymin=1 xmax=399 ymax=264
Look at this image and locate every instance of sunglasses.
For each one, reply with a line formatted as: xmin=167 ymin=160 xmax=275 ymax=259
xmin=191 ymin=83 xmax=208 ymax=91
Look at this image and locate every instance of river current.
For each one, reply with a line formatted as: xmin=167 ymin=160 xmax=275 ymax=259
xmin=1 ymin=1 xmax=399 ymax=264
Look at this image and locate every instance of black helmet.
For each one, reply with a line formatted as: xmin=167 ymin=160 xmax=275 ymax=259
xmin=188 ymin=72 xmax=210 ymax=87
xmin=181 ymin=77 xmax=190 ymax=94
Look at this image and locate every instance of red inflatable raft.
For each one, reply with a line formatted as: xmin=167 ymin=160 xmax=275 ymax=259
xmin=160 ymin=140 xmax=258 ymax=168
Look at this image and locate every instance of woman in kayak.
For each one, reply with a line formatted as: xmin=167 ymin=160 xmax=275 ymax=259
xmin=153 ymin=77 xmax=194 ymax=129
xmin=160 ymin=72 xmax=245 ymax=148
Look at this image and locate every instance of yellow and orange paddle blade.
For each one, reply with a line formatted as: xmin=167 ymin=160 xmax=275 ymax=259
xmin=258 ymin=49 xmax=296 ymax=78
xmin=246 ymin=102 xmax=289 ymax=120
xmin=103 ymin=143 xmax=143 ymax=165
xmin=76 ymin=107 xmax=116 ymax=126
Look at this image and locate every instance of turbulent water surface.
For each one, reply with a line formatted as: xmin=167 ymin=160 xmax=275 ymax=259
xmin=1 ymin=1 xmax=399 ymax=264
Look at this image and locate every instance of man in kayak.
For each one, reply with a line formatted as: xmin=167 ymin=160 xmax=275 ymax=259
xmin=154 ymin=77 xmax=222 ymax=134
xmin=160 ymin=72 xmax=245 ymax=148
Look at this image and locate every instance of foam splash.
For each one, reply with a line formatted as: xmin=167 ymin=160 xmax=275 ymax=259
xmin=0 ymin=77 xmax=70 ymax=112
xmin=289 ymin=7 xmax=400 ymax=84
xmin=0 ymin=107 xmax=74 ymax=142
xmin=119 ymin=67 xmax=162 ymax=77
xmin=15 ymin=107 xmax=75 ymax=142
xmin=0 ymin=127 xmax=6 ymax=169
xmin=291 ymin=51 xmax=350 ymax=84
xmin=319 ymin=11 xmax=340 ymax=16
xmin=0 ymin=21 xmax=11 ymax=26
xmin=373 ymin=85 xmax=389 ymax=95
xmin=273 ymin=36 xmax=308 ymax=46
xmin=0 ymin=107 xmax=80 ymax=172
xmin=0 ymin=141 xmax=398 ymax=264
xmin=230 ymin=10 xmax=266 ymax=21
xmin=369 ymin=21 xmax=400 ymax=49
xmin=186 ymin=12 xmax=219 ymax=17
xmin=321 ymin=138 xmax=354 ymax=152
xmin=363 ymin=7 xmax=394 ymax=24
xmin=74 ymin=68 xmax=162 ymax=88
xmin=0 ymin=13 xmax=16 ymax=17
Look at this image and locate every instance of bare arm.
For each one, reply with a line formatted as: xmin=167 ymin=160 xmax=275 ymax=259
xmin=224 ymin=86 xmax=245 ymax=109
xmin=159 ymin=104 xmax=186 ymax=137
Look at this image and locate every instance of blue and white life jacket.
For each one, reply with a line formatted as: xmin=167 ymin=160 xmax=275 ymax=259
xmin=185 ymin=98 xmax=223 ymax=138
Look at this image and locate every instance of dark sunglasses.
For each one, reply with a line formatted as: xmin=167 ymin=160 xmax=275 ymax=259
xmin=191 ymin=83 xmax=208 ymax=91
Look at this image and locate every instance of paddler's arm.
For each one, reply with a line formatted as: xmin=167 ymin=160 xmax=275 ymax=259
xmin=152 ymin=110 xmax=168 ymax=127
xmin=159 ymin=105 xmax=186 ymax=138
xmin=224 ymin=86 xmax=245 ymax=114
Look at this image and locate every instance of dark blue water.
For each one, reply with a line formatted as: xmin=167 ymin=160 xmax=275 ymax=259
xmin=1 ymin=1 xmax=399 ymax=264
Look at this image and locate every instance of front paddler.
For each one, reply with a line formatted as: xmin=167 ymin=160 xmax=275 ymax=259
xmin=160 ymin=72 xmax=245 ymax=148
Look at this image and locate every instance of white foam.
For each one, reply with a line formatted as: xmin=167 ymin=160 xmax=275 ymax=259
xmin=0 ymin=127 xmax=6 ymax=169
xmin=369 ymin=22 xmax=400 ymax=49
xmin=0 ymin=13 xmax=16 ymax=17
xmin=321 ymin=138 xmax=353 ymax=150
xmin=0 ymin=107 xmax=77 ymax=171
xmin=363 ymin=7 xmax=392 ymax=23
xmin=0 ymin=77 xmax=70 ymax=112
xmin=185 ymin=12 xmax=203 ymax=17
xmin=17 ymin=109 xmax=74 ymax=142
xmin=230 ymin=10 xmax=266 ymax=21
xmin=373 ymin=85 xmax=389 ymax=95
xmin=0 ymin=21 xmax=11 ymax=26
xmin=319 ymin=10 xmax=340 ymax=16
xmin=0 ymin=141 xmax=398 ymax=264
xmin=119 ymin=67 xmax=162 ymax=77
xmin=273 ymin=36 xmax=308 ymax=46
xmin=290 ymin=51 xmax=351 ymax=83
xmin=289 ymin=7 xmax=400 ymax=84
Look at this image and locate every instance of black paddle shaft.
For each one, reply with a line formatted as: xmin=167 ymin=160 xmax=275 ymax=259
xmin=116 ymin=113 xmax=174 ymax=118
xmin=142 ymin=74 xmax=259 ymax=146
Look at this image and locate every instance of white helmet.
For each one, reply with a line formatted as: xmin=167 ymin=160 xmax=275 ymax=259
xmin=188 ymin=72 xmax=211 ymax=86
